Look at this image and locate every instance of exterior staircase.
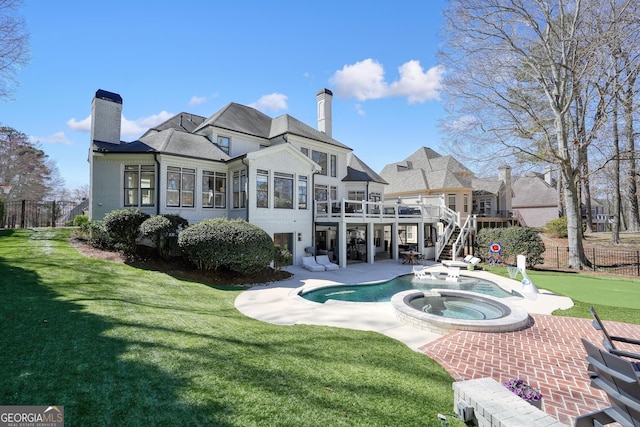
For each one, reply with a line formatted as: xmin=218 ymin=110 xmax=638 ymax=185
xmin=437 ymin=226 xmax=460 ymax=260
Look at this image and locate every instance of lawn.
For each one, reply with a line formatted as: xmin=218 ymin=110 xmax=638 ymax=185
xmin=0 ymin=229 xmax=461 ymax=426
xmin=485 ymin=266 xmax=640 ymax=324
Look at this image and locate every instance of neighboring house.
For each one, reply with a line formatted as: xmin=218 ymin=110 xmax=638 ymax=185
xmin=88 ymin=89 xmax=450 ymax=267
xmin=510 ymin=172 xmax=560 ymax=228
xmin=380 ymin=147 xmax=515 ymax=231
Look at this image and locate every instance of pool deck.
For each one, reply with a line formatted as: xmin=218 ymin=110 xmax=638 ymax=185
xmin=234 ymin=260 xmax=640 ymax=425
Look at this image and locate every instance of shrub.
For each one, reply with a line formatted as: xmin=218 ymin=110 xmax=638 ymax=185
xmin=273 ymin=246 xmax=292 ymax=271
xmin=103 ymin=208 xmax=150 ymax=255
xmin=476 ymin=226 xmax=545 ymax=268
xmin=178 ymin=218 xmax=273 ymax=274
xmin=542 ymin=216 xmax=568 ymax=238
xmin=140 ymin=214 xmax=188 ymax=259
xmin=85 ymin=221 xmax=114 ymax=250
xmin=73 ymin=214 xmax=89 ymax=227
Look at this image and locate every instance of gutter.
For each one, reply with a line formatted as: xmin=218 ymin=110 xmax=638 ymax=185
xmin=154 ymin=153 xmax=161 ymax=215
xmin=241 ymin=157 xmax=250 ymax=221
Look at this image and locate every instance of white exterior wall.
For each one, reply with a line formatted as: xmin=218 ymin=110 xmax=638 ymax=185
xmin=245 ymin=149 xmax=315 ymax=265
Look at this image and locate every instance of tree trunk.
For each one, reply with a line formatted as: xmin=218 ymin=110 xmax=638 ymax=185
xmin=611 ymin=90 xmax=621 ymax=244
xmin=623 ymin=65 xmax=639 ymax=231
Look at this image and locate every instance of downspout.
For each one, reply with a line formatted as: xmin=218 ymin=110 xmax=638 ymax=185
xmin=242 ymin=157 xmax=250 ymax=222
xmin=154 ymin=153 xmax=160 ymax=215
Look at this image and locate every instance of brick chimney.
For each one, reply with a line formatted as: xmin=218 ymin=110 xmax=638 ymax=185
xmin=91 ymin=89 xmax=122 ymax=144
xmin=316 ymin=88 xmax=333 ymax=138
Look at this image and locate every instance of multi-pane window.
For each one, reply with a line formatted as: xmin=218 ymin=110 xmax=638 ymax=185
xmin=369 ymin=192 xmax=381 ymax=202
xmin=274 ymin=172 xmax=294 ymax=209
xmin=330 ymin=186 xmax=337 ymax=201
xmin=217 ymin=136 xmax=230 ymax=154
xmin=330 ymin=154 xmax=337 ymax=177
xmin=124 ymin=165 xmax=155 ymax=207
xmin=312 ymin=150 xmax=327 ymax=175
xmin=167 ymin=166 xmax=195 ymax=207
xmin=233 ymin=169 xmax=247 ymax=208
xmin=464 ymin=194 xmax=469 ymax=213
xmin=202 ymin=171 xmax=226 ymax=209
xmin=348 ymin=191 xmax=365 ymax=201
xmin=298 ymin=175 xmax=308 ymax=210
xmin=315 ymin=184 xmax=328 ymax=212
xmin=256 ymin=169 xmax=269 ymax=208
xmin=300 ymin=147 xmax=309 ymax=156
xmin=447 ymin=194 xmax=456 ymax=211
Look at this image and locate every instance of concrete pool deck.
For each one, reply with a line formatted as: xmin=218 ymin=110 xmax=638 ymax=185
xmin=234 ymin=260 xmax=640 ymax=425
xmin=234 ymin=259 xmax=573 ymax=350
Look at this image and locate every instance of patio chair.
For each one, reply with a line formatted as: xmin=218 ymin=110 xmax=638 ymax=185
xmin=590 ymin=306 xmax=640 ymax=363
xmin=315 ymin=255 xmax=339 ymax=271
xmin=446 ymin=266 xmax=460 ymax=282
xmin=575 ymin=339 xmax=640 ymax=427
xmin=302 ymin=256 xmax=325 ymax=272
xmin=412 ymin=265 xmax=430 ymax=280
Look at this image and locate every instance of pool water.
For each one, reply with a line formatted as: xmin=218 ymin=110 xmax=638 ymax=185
xmin=300 ymin=273 xmax=518 ymax=303
xmin=409 ymin=295 xmax=506 ymax=320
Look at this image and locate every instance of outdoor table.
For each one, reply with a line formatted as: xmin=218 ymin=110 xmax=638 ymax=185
xmin=401 ymin=251 xmax=422 ymax=265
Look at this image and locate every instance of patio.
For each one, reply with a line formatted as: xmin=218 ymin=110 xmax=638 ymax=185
xmin=235 ymin=260 xmax=640 ymax=425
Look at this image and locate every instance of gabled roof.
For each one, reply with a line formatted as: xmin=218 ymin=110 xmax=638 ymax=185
xmin=342 ymin=154 xmax=387 ymax=184
xmin=379 ymin=147 xmax=474 ymax=194
xmin=511 ymin=172 xmax=558 ymax=207
xmin=141 ymin=113 xmax=206 ymax=137
xmin=193 ymin=103 xmax=351 ymax=149
xmin=93 ymin=128 xmax=230 ymax=162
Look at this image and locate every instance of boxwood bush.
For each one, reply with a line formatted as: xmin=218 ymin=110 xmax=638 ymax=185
xmin=178 ymin=218 xmax=273 ymax=274
xmin=475 ymin=226 xmax=545 ymax=268
xmin=103 ymin=208 xmax=150 ymax=255
xmin=140 ymin=214 xmax=188 ymax=259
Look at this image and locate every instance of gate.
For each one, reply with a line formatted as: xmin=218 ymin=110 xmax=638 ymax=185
xmin=1 ymin=200 xmax=84 ymax=228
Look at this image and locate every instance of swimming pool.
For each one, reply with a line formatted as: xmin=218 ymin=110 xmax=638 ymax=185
xmin=299 ymin=272 xmax=520 ymax=303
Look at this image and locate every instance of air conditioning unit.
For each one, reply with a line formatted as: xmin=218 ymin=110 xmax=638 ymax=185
xmin=456 ymin=401 xmax=474 ymax=423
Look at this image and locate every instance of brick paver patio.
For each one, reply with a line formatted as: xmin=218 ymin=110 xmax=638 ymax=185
xmin=419 ymin=314 xmax=640 ymax=426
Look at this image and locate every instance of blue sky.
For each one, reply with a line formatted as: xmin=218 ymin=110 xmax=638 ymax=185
xmin=1 ymin=0 xmax=449 ymax=191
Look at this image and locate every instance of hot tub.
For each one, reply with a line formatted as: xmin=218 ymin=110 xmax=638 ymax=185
xmin=390 ymin=289 xmax=530 ymax=334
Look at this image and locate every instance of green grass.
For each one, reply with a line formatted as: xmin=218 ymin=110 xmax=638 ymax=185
xmin=0 ymin=229 xmax=463 ymax=426
xmin=485 ymin=266 xmax=640 ymax=324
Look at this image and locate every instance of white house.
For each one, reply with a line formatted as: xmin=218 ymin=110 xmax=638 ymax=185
xmin=88 ymin=89 xmax=454 ymax=268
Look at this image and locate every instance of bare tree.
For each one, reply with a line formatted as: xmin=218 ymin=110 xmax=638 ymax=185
xmin=0 ymin=126 xmax=58 ymax=201
xmin=0 ymin=0 xmax=29 ymax=100
xmin=440 ymin=0 xmax=637 ymax=269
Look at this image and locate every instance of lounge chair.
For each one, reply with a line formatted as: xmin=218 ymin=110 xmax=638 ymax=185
xmin=590 ymin=306 xmax=640 ymax=362
xmin=302 ymin=256 xmax=325 ymax=272
xmin=446 ymin=266 xmax=460 ymax=281
xmin=575 ymin=339 xmax=640 ymax=427
xmin=412 ymin=265 xmax=430 ymax=280
xmin=315 ymin=255 xmax=339 ymax=270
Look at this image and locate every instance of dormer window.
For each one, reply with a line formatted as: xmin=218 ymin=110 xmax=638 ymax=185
xmin=217 ymin=136 xmax=230 ymax=154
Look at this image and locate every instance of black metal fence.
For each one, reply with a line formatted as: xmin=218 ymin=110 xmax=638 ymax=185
xmin=1 ymin=200 xmax=85 ymax=229
xmin=541 ymin=246 xmax=640 ymax=277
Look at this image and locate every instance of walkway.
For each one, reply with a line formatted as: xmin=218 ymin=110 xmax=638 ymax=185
xmin=235 ymin=260 xmax=640 ymax=426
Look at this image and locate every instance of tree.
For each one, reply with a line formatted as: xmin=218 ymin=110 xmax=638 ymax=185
xmin=439 ymin=0 xmax=637 ymax=269
xmin=0 ymin=126 xmax=61 ymax=201
xmin=0 ymin=0 xmax=29 ymax=100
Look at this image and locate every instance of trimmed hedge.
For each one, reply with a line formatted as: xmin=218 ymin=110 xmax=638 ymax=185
xmin=103 ymin=208 xmax=150 ymax=255
xmin=178 ymin=218 xmax=273 ymax=274
xmin=140 ymin=214 xmax=188 ymax=259
xmin=476 ymin=226 xmax=545 ymax=268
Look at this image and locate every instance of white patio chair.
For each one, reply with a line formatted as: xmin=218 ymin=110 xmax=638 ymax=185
xmin=302 ymin=256 xmax=325 ymax=272
xmin=315 ymin=255 xmax=339 ymax=270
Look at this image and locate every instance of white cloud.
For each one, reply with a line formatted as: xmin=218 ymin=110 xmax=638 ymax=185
xmin=249 ymin=93 xmax=288 ymax=113
xmin=388 ymin=61 xmax=444 ymax=104
xmin=67 ymin=115 xmax=91 ymax=132
xmin=330 ymin=59 xmax=387 ymax=101
xmin=355 ymin=103 xmax=366 ymax=116
xmin=67 ymin=111 xmax=174 ymax=138
xmin=330 ymin=58 xmax=444 ymax=104
xmin=29 ymin=131 xmax=73 ymax=145
xmin=189 ymin=95 xmax=206 ymax=106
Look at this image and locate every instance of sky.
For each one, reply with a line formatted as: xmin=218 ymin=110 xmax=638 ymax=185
xmin=0 ymin=0 xmax=449 ymax=191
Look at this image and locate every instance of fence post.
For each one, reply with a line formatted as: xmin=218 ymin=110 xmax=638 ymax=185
xmin=52 ymin=200 xmax=56 ymax=228
xmin=637 ymin=251 xmax=639 ymax=277
xmin=20 ymin=200 xmax=26 ymax=228
xmin=556 ymin=247 xmax=559 ymax=269
xmin=592 ymin=248 xmax=596 ymax=271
